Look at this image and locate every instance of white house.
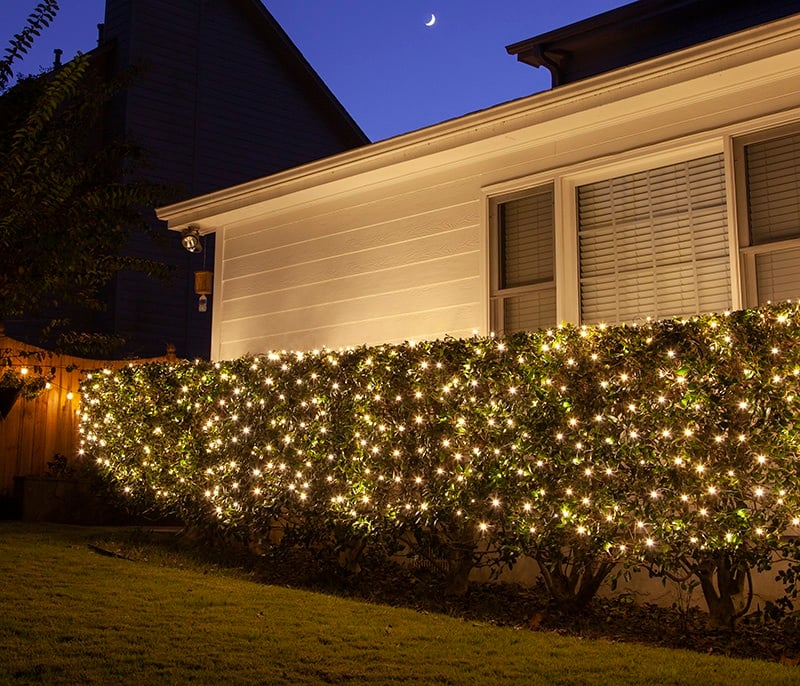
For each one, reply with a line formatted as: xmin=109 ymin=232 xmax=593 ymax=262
xmin=157 ymin=0 xmax=800 ymax=360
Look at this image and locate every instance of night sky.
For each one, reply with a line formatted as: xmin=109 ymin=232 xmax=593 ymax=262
xmin=0 ymin=0 xmax=631 ymax=141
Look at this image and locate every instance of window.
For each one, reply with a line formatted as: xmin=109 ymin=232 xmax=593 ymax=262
xmin=577 ymin=154 xmax=732 ymax=325
xmin=739 ymin=129 xmax=800 ymax=305
xmin=489 ymin=129 xmax=800 ymax=334
xmin=491 ymin=185 xmax=555 ymax=334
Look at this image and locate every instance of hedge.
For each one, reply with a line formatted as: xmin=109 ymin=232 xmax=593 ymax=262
xmin=79 ymin=303 xmax=800 ymax=627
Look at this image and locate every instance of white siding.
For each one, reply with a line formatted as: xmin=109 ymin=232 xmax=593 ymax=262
xmin=217 ymin=175 xmax=484 ymax=355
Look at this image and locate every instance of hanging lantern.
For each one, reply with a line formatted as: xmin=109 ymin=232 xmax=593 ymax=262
xmin=194 ymin=270 xmax=213 ymax=312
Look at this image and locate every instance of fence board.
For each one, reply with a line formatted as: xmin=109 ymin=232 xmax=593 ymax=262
xmin=0 ymin=327 xmax=175 ymax=498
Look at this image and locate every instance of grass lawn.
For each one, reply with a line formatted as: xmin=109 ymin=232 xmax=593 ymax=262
xmin=1 ymin=523 xmax=799 ymax=685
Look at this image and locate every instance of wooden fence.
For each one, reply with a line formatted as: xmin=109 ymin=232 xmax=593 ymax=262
xmin=0 ymin=325 xmax=175 ymax=499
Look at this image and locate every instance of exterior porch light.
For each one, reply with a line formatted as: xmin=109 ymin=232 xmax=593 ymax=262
xmin=181 ymin=226 xmax=202 ymax=253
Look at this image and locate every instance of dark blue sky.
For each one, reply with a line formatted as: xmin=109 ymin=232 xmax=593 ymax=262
xmin=1 ymin=0 xmax=631 ymax=141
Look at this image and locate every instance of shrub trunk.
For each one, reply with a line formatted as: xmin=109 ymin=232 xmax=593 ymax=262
xmin=695 ymin=555 xmax=751 ymax=630
xmin=445 ymin=543 xmax=476 ymax=597
xmin=534 ymin=549 xmax=615 ymax=613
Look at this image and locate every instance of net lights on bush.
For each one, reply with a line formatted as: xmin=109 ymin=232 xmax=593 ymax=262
xmin=78 ymin=303 xmax=800 ymax=611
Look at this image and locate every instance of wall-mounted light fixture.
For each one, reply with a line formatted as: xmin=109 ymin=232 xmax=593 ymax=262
xmin=181 ymin=226 xmax=202 ymax=253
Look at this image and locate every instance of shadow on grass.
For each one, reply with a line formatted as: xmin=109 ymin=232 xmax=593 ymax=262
xmin=90 ymin=525 xmax=800 ymax=665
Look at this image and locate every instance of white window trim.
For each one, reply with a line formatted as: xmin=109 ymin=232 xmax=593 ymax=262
xmin=556 ymin=175 xmax=579 ymax=324
xmin=487 ymin=185 xmax=556 ymax=335
xmin=486 ymin=138 xmax=741 ymax=328
xmin=563 ymin=139 xmax=738 ymax=324
xmin=733 ymin=122 xmax=800 ymax=308
xmin=723 ymin=134 xmax=745 ymax=312
xmin=740 ymin=237 xmax=800 ymax=255
xmin=480 ymin=192 xmax=492 ymax=335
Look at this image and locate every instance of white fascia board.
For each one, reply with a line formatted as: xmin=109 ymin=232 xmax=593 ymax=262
xmin=157 ymin=14 xmax=800 ymax=232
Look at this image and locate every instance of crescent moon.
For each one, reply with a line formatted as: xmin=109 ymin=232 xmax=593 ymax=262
xmin=425 ymin=14 xmax=436 ymax=27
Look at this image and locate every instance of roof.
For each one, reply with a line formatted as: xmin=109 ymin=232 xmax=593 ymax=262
xmin=506 ymin=0 xmax=800 ymax=87
xmin=236 ymin=0 xmax=369 ymax=146
xmin=157 ymin=11 xmax=800 ymax=232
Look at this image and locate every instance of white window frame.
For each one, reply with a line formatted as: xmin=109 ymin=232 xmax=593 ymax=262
xmin=485 ymin=137 xmax=747 ymax=330
xmin=488 ymin=184 xmax=557 ymax=335
xmin=573 ymin=152 xmax=733 ymax=324
xmin=733 ymin=122 xmax=800 ymax=308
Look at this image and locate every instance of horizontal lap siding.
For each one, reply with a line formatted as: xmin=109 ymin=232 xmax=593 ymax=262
xmin=222 ymin=278 xmax=480 ymax=340
xmin=225 ymin=196 xmax=477 ymax=259
xmin=222 ymin=253 xmax=480 ymax=320
xmin=223 ymin=205 xmax=478 ymax=285
xmin=222 ymin=228 xmax=478 ymax=300
xmin=217 ymin=178 xmax=483 ymax=355
xmin=219 ymin=307 xmax=481 ymax=358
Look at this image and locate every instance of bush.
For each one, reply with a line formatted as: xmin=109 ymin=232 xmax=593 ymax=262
xmin=79 ymin=304 xmax=800 ymax=624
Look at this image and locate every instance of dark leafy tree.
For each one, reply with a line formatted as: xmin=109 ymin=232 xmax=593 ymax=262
xmin=0 ymin=1 xmax=170 ymax=355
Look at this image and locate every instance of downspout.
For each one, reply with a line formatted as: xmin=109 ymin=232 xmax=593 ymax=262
xmin=532 ymin=44 xmax=563 ymax=88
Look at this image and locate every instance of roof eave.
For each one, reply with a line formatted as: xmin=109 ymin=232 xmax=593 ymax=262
xmin=158 ymin=13 xmax=800 ymax=231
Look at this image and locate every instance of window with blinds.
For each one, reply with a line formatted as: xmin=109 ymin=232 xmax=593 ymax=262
xmin=744 ymin=131 xmax=800 ymax=304
xmin=492 ymin=185 xmax=555 ymax=334
xmin=577 ymin=154 xmax=731 ymax=325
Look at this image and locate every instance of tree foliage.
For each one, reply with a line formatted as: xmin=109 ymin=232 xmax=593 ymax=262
xmin=0 ymin=1 xmax=170 ymax=354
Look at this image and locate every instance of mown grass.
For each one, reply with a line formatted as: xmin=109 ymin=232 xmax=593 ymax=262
xmin=1 ymin=523 xmax=799 ymax=685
